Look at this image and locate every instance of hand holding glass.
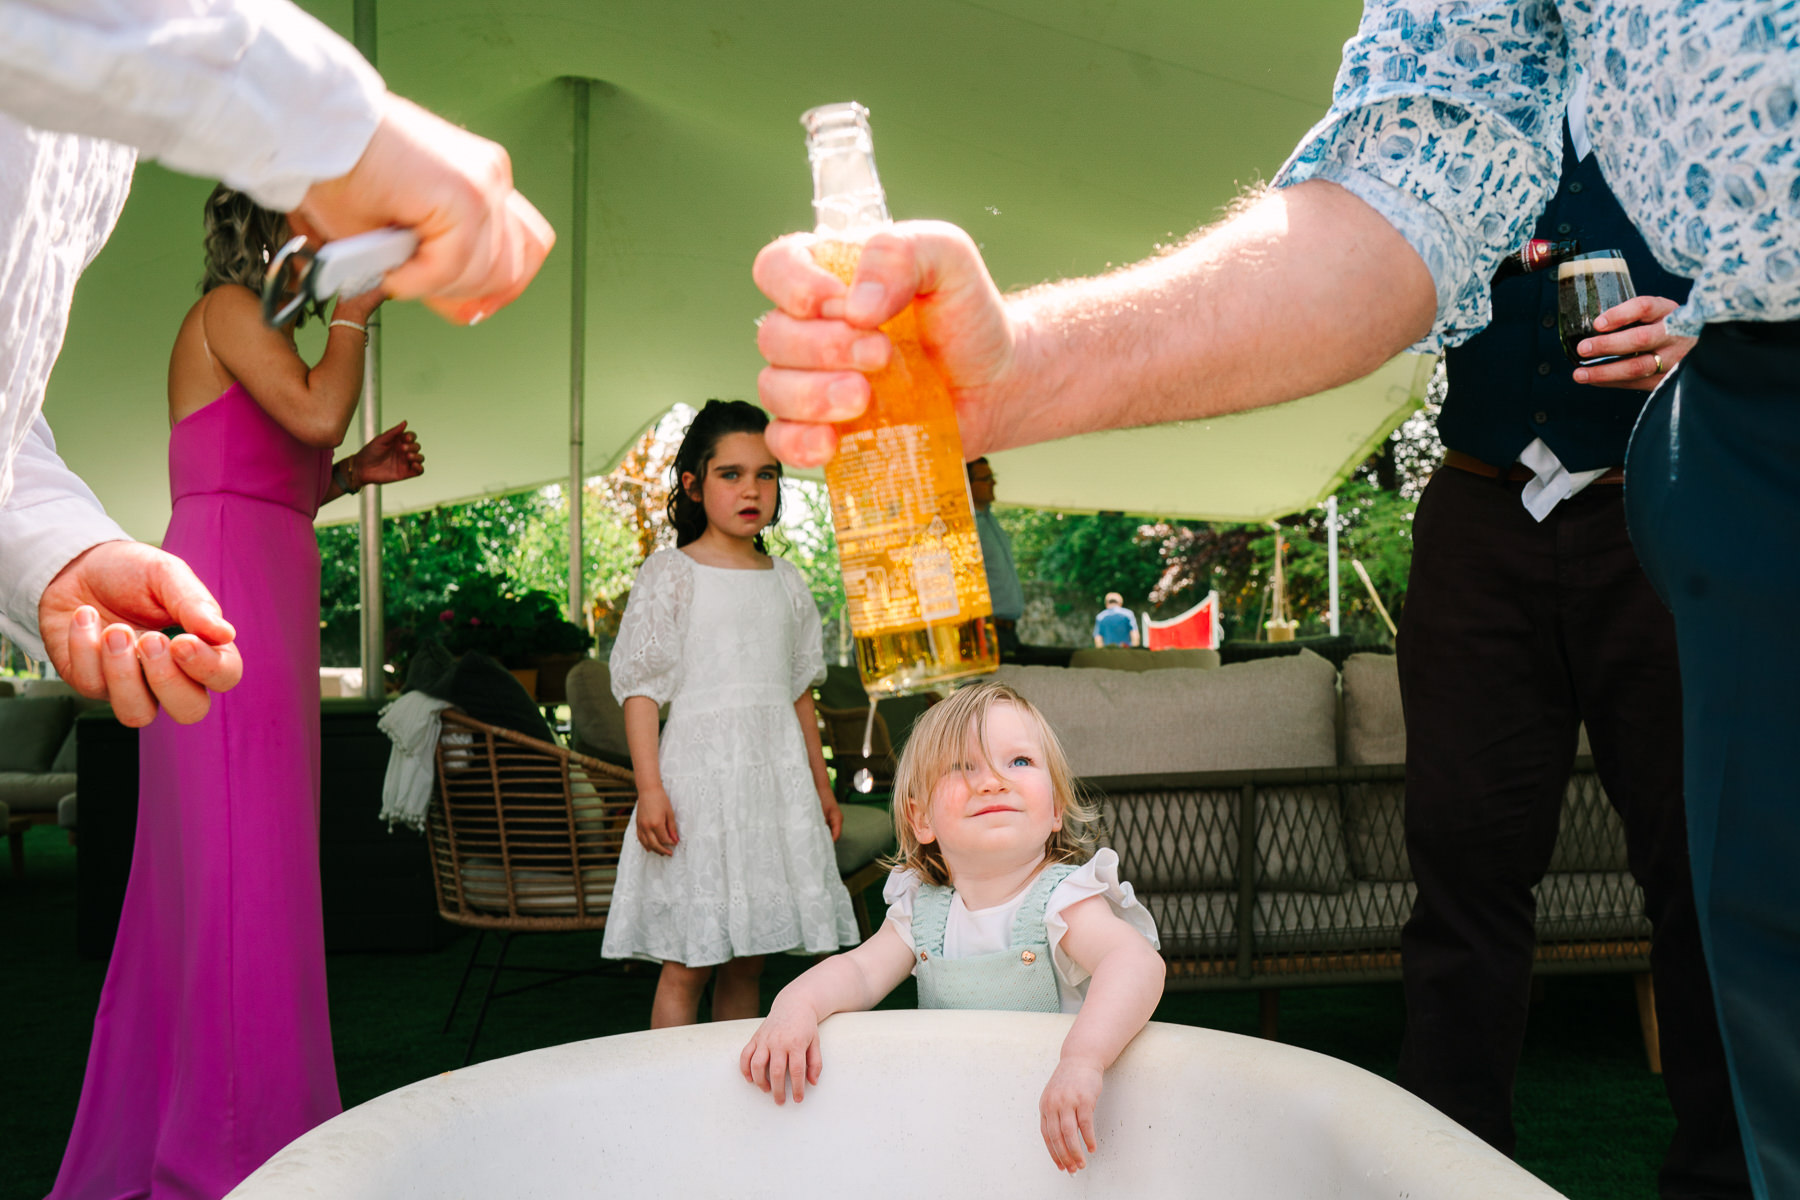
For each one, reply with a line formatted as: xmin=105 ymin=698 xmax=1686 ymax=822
xmin=1558 ymin=251 xmax=1637 ymax=365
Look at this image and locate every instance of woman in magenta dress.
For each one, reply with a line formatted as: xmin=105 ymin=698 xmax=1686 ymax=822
xmin=50 ymin=186 xmax=424 ymax=1200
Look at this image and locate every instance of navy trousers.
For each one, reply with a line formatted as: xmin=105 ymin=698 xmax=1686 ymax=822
xmin=1626 ymin=322 xmax=1800 ymax=1200
xmin=1396 ymin=467 xmax=1746 ymax=1198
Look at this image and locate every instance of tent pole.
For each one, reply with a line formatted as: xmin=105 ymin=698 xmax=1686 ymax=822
xmin=567 ymin=78 xmax=590 ymax=628
xmin=1326 ymin=495 xmax=1340 ymax=636
xmin=354 ymin=0 xmax=384 ymax=700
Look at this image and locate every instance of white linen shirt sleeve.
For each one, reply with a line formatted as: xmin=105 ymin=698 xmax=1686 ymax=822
xmin=0 ymin=415 xmax=131 ymax=659
xmin=0 ymin=0 xmax=384 ymax=211
xmin=1271 ymin=0 xmax=1568 ymax=350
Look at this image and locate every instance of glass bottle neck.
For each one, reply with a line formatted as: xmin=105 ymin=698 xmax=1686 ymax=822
xmin=804 ymin=102 xmax=890 ymax=237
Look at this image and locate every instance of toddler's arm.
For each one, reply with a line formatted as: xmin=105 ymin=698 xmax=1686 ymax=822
xmin=1040 ymin=894 xmax=1166 ymax=1174
xmin=622 ymin=695 xmax=677 ymax=855
xmin=740 ymin=922 xmax=915 ymax=1104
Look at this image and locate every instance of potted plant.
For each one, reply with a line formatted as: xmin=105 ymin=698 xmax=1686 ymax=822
xmin=419 ymin=576 xmax=592 ymax=699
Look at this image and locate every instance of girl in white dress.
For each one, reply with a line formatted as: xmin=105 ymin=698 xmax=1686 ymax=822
xmin=602 ymin=401 xmax=858 ymax=1027
xmin=740 ymin=681 xmax=1165 ymax=1175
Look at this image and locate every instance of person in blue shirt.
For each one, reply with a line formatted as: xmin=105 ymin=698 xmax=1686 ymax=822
xmin=1396 ymin=112 xmax=1747 ymax=1199
xmin=966 ymin=457 xmax=1023 ymax=657
xmin=1092 ymin=593 xmax=1139 ymax=648
xmin=751 ymin=9 xmax=1800 ymax=1191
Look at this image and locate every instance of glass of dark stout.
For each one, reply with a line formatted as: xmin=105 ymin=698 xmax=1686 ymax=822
xmin=1557 ymin=250 xmax=1637 ymax=365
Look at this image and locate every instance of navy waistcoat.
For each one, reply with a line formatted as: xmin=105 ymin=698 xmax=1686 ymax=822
xmin=1439 ymin=125 xmax=1692 ymax=473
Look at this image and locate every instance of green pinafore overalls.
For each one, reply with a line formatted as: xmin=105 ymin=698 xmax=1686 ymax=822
xmin=910 ymin=863 xmax=1080 ymax=1012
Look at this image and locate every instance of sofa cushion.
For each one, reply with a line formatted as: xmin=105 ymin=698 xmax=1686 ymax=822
xmin=1340 ymin=653 xmax=1404 ymax=766
xmin=0 ymin=772 xmax=80 ymax=812
xmin=834 ymin=802 xmax=896 ymax=876
xmin=1069 ymin=647 xmax=1220 ymax=672
xmin=0 ymin=696 xmax=74 ymax=772
xmin=1342 ymin=779 xmax=1410 ymax=881
xmin=50 ymin=725 xmax=79 ymax=774
xmin=996 ymin=650 xmax=1339 ymax=778
xmin=565 ymin=659 xmax=633 ymax=768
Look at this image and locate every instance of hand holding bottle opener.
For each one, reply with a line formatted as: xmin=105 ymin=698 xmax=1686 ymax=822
xmin=261 ymin=227 xmax=419 ymax=329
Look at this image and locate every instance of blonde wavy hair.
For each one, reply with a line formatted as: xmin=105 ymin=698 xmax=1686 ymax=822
xmin=887 ymin=681 xmax=1097 ymax=887
xmin=199 ymin=184 xmax=320 ymax=325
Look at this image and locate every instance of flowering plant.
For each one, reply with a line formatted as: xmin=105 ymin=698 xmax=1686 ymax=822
xmin=430 ymin=575 xmax=591 ymax=667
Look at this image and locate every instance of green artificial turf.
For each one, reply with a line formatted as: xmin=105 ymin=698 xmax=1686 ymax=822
xmin=4 ymin=825 xmax=1672 ymax=1198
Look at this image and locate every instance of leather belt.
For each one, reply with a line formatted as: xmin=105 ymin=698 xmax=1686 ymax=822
xmin=1443 ymin=449 xmax=1625 ymax=485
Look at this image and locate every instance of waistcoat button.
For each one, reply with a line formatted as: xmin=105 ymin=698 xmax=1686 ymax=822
xmin=1568 ymin=181 xmax=1584 ymax=193
xmin=1557 ymin=222 xmax=1572 ymax=234
xmin=1542 ymin=313 xmax=1555 ymax=328
xmin=1537 ymin=363 xmax=1553 ymax=376
xmin=1534 ymin=411 xmax=1549 ymax=423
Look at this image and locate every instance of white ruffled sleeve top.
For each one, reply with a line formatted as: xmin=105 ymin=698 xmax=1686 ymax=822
xmin=883 ymin=848 xmax=1161 ymax=1014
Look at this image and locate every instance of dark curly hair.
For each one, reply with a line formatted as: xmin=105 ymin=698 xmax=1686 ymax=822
xmin=199 ymin=184 xmax=321 ymax=326
xmin=666 ymin=400 xmax=783 ymax=552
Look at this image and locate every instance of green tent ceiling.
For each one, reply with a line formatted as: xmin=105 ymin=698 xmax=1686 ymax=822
xmin=43 ymin=0 xmax=1428 ymax=542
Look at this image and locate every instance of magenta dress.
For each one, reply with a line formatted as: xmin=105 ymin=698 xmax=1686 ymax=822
xmin=51 ymin=384 xmax=338 ymax=1200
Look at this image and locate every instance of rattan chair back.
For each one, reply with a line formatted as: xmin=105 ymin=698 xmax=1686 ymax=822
xmin=427 ymin=710 xmax=637 ymax=932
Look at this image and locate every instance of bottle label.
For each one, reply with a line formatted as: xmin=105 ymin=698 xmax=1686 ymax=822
xmin=828 ymin=422 xmax=989 ymax=637
xmin=910 ymin=517 xmax=960 ymax=623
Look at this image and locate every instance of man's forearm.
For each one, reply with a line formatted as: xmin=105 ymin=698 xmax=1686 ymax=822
xmin=986 ymin=180 xmax=1436 ymax=453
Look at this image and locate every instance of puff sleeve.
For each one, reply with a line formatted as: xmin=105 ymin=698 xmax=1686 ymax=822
xmin=880 ymin=868 xmax=924 ymax=953
xmin=1043 ymin=849 xmax=1161 ymax=994
xmin=607 ymin=548 xmax=693 ymax=707
xmin=776 ymin=557 xmax=828 ymax=701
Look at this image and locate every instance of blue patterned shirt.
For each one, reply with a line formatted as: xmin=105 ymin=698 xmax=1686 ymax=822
xmin=1274 ymin=2 xmax=1800 ymax=347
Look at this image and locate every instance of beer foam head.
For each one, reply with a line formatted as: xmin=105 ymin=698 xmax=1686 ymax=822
xmin=1558 ymin=255 xmax=1631 ymax=279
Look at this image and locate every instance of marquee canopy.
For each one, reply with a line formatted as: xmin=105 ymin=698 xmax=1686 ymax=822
xmin=43 ymin=0 xmax=1426 ymax=543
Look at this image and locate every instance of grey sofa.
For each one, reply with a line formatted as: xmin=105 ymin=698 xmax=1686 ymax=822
xmin=996 ymin=652 xmax=1649 ymax=1044
xmin=0 ymin=680 xmax=86 ymax=872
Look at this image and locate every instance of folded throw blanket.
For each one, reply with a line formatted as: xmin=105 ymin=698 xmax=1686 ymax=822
xmin=378 ymin=691 xmax=454 ymax=831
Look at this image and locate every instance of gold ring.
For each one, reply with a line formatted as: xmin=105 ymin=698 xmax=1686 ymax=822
xmin=1653 ymin=353 xmax=1665 ymax=375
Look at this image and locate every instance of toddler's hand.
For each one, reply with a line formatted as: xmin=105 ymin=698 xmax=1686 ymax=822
xmin=740 ymin=1002 xmax=823 ymax=1105
xmin=635 ymin=785 xmax=679 ymax=856
xmin=1039 ymin=1059 xmax=1104 ymax=1173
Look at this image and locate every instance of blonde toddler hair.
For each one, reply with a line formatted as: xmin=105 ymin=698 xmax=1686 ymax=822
xmin=887 ymin=681 xmax=1097 ymax=887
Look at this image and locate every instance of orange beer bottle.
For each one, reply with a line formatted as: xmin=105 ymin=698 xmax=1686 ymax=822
xmin=800 ymin=102 xmax=997 ymax=696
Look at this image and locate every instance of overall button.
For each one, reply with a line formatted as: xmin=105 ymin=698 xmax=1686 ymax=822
xmin=1568 ymin=181 xmax=1585 ymax=193
xmin=1536 ymin=363 xmax=1553 ymax=376
xmin=1541 ymin=313 xmax=1555 ymax=329
xmin=919 ymin=951 xmax=929 ymax=962
xmin=1020 ymin=949 xmax=1037 ymax=965
xmin=1534 ymin=410 xmax=1549 ymax=424
xmin=1557 ymin=222 xmax=1573 ymax=234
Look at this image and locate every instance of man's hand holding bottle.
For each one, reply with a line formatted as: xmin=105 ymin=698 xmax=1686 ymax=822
xmin=753 ymin=221 xmax=1015 ymax=467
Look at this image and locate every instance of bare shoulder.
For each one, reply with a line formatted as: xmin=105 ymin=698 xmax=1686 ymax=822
xmin=198 ymin=284 xmax=265 ymax=338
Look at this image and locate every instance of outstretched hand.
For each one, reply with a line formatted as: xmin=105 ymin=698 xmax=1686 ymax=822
xmin=292 ymin=93 xmax=555 ymax=327
xmin=37 ymin=542 xmax=243 ymax=727
xmin=741 ymin=1000 xmax=824 ymax=1105
xmin=1040 ymin=1059 xmax=1104 ymax=1173
xmin=1572 ymin=295 xmax=1695 ymax=391
xmin=354 ymin=420 xmax=425 ymax=486
xmin=752 ymin=221 xmax=1016 ymax=466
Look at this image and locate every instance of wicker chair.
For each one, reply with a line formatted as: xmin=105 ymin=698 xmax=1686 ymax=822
xmin=427 ymin=711 xmax=637 ymax=1064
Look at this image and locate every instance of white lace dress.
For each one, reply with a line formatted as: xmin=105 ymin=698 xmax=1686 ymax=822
xmin=600 ymin=548 xmax=859 ymax=966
